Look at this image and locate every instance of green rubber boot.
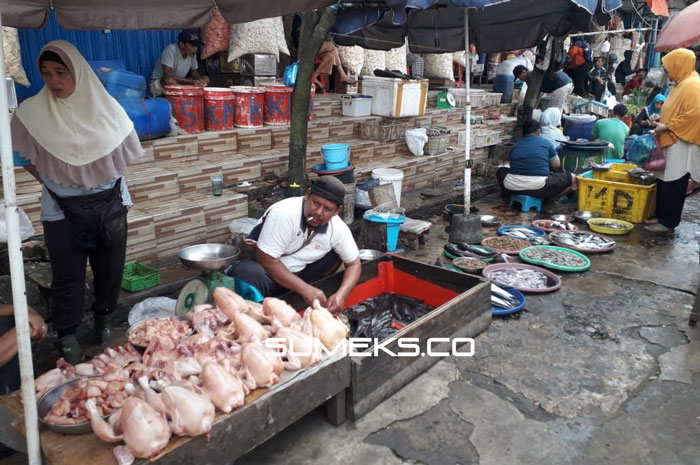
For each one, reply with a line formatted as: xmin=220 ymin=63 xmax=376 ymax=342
xmin=94 ymin=314 xmax=115 ymax=344
xmin=54 ymin=334 xmax=85 ymax=365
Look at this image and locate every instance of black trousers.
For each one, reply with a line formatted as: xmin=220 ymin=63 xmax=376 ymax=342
xmin=0 ymin=317 xmax=19 ymax=394
xmin=656 ymin=173 xmax=690 ymax=229
xmin=43 ymin=218 xmax=127 ymax=334
xmin=227 ymin=251 xmax=341 ymax=298
xmin=567 ymin=63 xmax=592 ymax=97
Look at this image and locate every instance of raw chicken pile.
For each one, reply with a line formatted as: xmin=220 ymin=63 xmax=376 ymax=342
xmin=34 ymin=289 xmax=348 ymax=465
xmin=127 ymin=316 xmax=192 ymax=347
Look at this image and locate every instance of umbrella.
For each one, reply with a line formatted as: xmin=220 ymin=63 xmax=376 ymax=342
xmin=656 ymin=1 xmax=700 ymax=52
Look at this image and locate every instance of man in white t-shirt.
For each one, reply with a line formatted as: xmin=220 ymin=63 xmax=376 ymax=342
xmin=228 ymin=176 xmax=361 ymax=314
xmin=149 ymin=29 xmax=210 ymax=96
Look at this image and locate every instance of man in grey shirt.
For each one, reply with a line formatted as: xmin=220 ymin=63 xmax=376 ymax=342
xmin=150 ymin=29 xmax=210 ymax=96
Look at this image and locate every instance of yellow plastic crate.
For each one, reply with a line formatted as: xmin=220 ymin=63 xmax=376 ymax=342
xmin=578 ymin=171 xmax=656 ymax=223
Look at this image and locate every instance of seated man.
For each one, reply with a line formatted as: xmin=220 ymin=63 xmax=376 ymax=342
xmin=228 ymin=176 xmax=361 ymax=314
xmin=623 ymin=68 xmax=646 ymax=95
xmin=150 ymin=29 xmax=210 ymax=97
xmin=592 ymin=104 xmax=630 ymax=160
xmin=496 ymin=119 xmax=578 ymax=200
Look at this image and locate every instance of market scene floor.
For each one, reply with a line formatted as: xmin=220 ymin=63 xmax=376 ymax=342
xmin=232 ymin=190 xmax=700 ymax=465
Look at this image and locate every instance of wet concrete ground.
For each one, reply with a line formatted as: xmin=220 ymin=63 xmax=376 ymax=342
xmin=234 ymin=191 xmax=700 ymax=465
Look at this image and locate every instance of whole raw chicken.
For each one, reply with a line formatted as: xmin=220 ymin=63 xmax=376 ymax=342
xmin=275 ymin=326 xmax=322 ymax=370
xmin=263 ymin=297 xmax=301 ymax=328
xmin=240 ymin=340 xmax=284 ymax=387
xmin=200 ymin=361 xmax=248 ymax=413
xmin=232 ymin=311 xmax=271 ymax=342
xmin=308 ymin=299 xmax=347 ymax=351
xmin=212 ymin=287 xmax=249 ymax=320
xmin=161 ymin=385 xmax=215 ymax=437
xmin=86 ymin=396 xmax=171 ymax=460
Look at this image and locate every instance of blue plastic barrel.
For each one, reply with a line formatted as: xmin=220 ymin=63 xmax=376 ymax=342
xmin=102 ymin=70 xmax=146 ymax=99
xmin=562 ymin=115 xmax=597 ymax=141
xmin=492 ymin=74 xmax=514 ymax=103
xmin=118 ymin=97 xmax=171 ymax=141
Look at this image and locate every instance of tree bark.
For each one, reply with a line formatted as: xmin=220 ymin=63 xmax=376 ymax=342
xmin=287 ymin=7 xmax=338 ymax=197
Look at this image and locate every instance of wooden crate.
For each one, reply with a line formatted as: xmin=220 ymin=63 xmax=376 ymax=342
xmin=281 ymin=256 xmax=491 ymax=421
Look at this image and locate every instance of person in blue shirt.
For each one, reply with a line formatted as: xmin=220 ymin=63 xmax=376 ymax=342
xmin=496 ymin=119 xmax=578 ymax=199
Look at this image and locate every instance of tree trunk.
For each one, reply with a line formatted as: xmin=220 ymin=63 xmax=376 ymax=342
xmin=287 ymin=7 xmax=338 ymax=197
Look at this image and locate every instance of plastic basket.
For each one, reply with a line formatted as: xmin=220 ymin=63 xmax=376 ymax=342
xmin=121 ymin=262 xmax=160 ymax=292
xmin=484 ymin=92 xmax=502 ymax=107
xmin=423 ymin=126 xmax=451 ymax=155
xmin=577 ymin=171 xmax=656 ymax=223
xmin=359 ymin=119 xmax=408 ymax=142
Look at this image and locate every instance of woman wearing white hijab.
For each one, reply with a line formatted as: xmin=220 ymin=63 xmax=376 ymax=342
xmin=539 ymin=108 xmax=568 ymax=148
xmin=11 ymin=40 xmax=143 ymax=363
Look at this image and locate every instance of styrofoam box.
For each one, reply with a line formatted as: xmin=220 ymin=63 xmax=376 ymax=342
xmin=341 ymin=94 xmax=373 ymax=117
xmin=360 ymin=77 xmax=424 ymax=118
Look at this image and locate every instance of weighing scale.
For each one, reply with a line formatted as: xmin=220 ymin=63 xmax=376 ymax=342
xmin=176 ymin=243 xmax=241 ymax=316
xmin=435 ymin=89 xmax=456 ymax=109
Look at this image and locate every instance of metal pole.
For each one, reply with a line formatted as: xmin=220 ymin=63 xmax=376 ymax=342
xmin=0 ymin=12 xmax=42 ymax=465
xmin=463 ymin=8 xmax=471 ymax=211
xmin=571 ymin=27 xmax=651 ymax=37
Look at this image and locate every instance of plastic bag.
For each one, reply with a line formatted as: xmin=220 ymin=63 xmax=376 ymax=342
xmin=423 ymin=53 xmax=454 ymax=81
xmin=363 ymin=206 xmax=405 ymax=221
xmin=201 ymin=6 xmax=230 ymax=60
xmin=602 ymin=90 xmax=617 ymax=111
xmin=228 ymin=17 xmax=288 ymax=63
xmin=283 ymin=61 xmax=299 ymax=87
xmin=3 ymin=27 xmax=29 ymax=87
xmin=406 ymin=127 xmax=428 ymax=156
xmin=385 ymin=44 xmax=407 ymax=72
xmin=338 ymin=45 xmax=364 ymax=77
xmin=355 ymin=189 xmax=371 ymax=209
xmin=128 ymin=297 xmax=177 ymax=326
xmin=228 ymin=217 xmax=259 ymax=236
xmin=361 ymin=50 xmax=386 ymax=77
xmin=626 ymin=134 xmax=656 ymax=166
xmin=0 ymin=205 xmax=35 ymax=243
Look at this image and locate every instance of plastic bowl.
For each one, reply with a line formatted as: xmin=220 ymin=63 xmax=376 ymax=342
xmin=497 ymin=225 xmax=547 ymax=238
xmin=482 ymin=263 xmax=562 ymax=293
xmin=481 ymin=236 xmax=531 ymax=255
xmin=480 ymin=215 xmax=503 ymax=227
xmin=531 ymin=219 xmax=579 ymax=233
xmin=587 ymin=218 xmax=634 ymax=235
xmin=519 ymin=245 xmax=591 ymax=272
xmin=453 ymin=257 xmax=488 ymax=274
xmin=492 ymin=287 xmax=526 ymax=316
xmin=573 ymin=210 xmax=601 ymax=223
xmin=358 ymin=249 xmax=383 ymax=262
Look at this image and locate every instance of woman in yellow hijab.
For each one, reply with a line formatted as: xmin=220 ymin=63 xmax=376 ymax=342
xmin=645 ymin=48 xmax=700 ymax=233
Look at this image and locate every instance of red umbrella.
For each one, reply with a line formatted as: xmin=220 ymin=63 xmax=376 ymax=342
xmin=656 ymin=1 xmax=700 ymax=52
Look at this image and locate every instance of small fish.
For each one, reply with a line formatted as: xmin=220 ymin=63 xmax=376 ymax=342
xmin=491 ymin=295 xmax=516 ymax=309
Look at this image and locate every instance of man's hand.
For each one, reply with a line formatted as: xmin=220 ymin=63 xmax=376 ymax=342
xmin=654 ymin=122 xmax=668 ymax=133
xmin=326 ymin=291 xmax=347 ymax=315
xmin=27 ymin=307 xmax=47 ymax=343
xmin=300 ymin=285 xmax=328 ymax=308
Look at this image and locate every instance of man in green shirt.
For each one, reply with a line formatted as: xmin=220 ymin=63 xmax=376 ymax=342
xmin=591 ymin=104 xmax=630 ymax=159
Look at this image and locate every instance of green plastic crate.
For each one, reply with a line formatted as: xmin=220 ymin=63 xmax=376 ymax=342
xmin=121 ymin=262 xmax=160 ymax=292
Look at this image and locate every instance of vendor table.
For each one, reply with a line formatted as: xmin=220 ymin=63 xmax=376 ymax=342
xmin=0 ymin=350 xmax=349 ymax=465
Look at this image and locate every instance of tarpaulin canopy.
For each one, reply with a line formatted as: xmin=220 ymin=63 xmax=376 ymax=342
xmin=0 ymin=0 xmax=335 ymax=29
xmin=333 ymin=0 xmax=622 ymax=53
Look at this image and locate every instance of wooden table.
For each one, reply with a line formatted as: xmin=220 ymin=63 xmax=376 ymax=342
xmin=1 ymin=351 xmax=350 ymax=465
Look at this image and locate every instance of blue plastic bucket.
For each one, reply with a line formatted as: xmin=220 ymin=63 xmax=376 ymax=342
xmin=321 ymin=143 xmax=350 ymax=170
xmin=492 ymin=74 xmax=514 ymax=103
